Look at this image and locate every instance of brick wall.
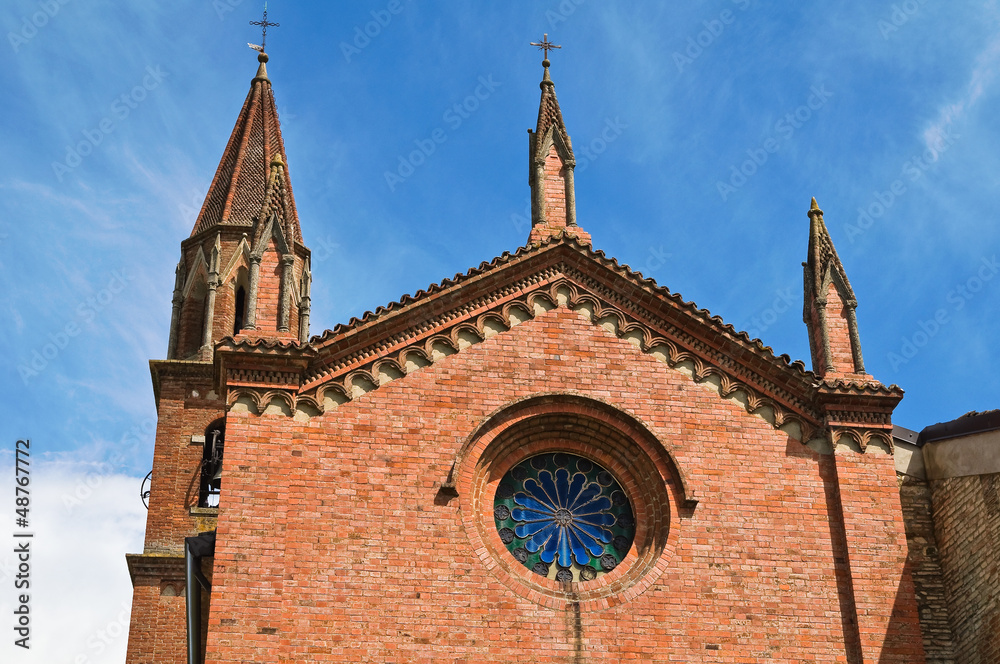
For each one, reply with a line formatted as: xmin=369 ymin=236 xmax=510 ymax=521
xmin=825 ymin=281 xmax=855 ymax=373
xmin=126 ymin=363 xmax=223 ymax=664
xmin=897 ymin=474 xmax=957 ymax=662
xmin=176 ymin=287 xmax=207 ymax=360
xmin=542 ymin=146 xmax=567 ymax=226
xmin=253 ymin=238 xmax=283 ymax=331
xmin=125 ymin=581 xmax=186 ymax=664
xmin=528 ymin=145 xmax=590 ymax=245
xmin=832 ymin=450 xmax=924 ymax=661
xmin=930 ymin=472 xmax=1000 ymax=663
xmin=202 ymin=305 xmax=923 ymax=662
xmin=143 ymin=368 xmax=223 ymax=550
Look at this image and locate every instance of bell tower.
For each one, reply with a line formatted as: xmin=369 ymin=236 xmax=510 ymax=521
xmin=126 ymin=45 xmax=310 ymax=664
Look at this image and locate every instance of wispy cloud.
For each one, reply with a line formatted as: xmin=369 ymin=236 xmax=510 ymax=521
xmin=924 ymin=34 xmax=1000 ymax=148
xmin=3 ymin=179 xmax=113 ymax=225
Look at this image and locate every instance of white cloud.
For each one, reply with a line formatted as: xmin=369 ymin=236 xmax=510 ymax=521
xmin=924 ymin=34 xmax=1000 ymax=149
xmin=0 ymin=458 xmax=146 ymax=664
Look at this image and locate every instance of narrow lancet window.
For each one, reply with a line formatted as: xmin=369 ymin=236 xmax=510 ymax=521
xmin=233 ymin=286 xmax=247 ymax=335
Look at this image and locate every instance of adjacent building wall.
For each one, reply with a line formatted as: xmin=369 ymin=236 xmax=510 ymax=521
xmin=895 ymin=417 xmax=1000 ymax=664
xmin=929 ymin=468 xmax=1000 ymax=662
xmin=895 ymin=433 xmax=956 ymax=663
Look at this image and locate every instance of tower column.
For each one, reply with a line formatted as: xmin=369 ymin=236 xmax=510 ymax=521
xmin=815 ymin=301 xmax=834 ymax=373
xmin=298 ymin=262 xmax=311 ymax=343
xmin=201 ymin=235 xmax=222 ymax=349
xmin=845 ymin=305 xmax=866 ymax=372
xmin=278 ymin=254 xmax=294 ymax=332
xmin=531 ymin=158 xmax=545 ymax=225
xmin=564 ymin=163 xmax=577 ymax=226
xmin=201 ymin=276 xmax=219 ymax=349
xmin=167 ymin=260 xmax=185 ymax=359
xmin=245 ymin=256 xmax=261 ymax=331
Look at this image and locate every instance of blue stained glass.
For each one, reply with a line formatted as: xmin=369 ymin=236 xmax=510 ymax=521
xmin=494 ymin=453 xmax=636 ymax=582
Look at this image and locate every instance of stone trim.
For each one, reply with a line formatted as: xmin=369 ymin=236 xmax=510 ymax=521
xmin=149 ymin=359 xmax=215 ymax=409
xmin=126 ymin=553 xmax=185 ymax=586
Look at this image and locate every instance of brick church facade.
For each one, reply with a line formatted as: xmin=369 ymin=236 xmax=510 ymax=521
xmin=125 ymin=48 xmax=999 ymax=663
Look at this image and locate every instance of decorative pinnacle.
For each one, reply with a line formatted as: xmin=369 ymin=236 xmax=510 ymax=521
xmin=531 ymin=33 xmax=561 ymax=68
xmin=809 ymin=197 xmax=823 ymax=218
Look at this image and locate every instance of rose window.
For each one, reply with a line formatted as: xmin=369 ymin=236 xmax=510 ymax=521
xmin=493 ymin=453 xmax=635 ymax=582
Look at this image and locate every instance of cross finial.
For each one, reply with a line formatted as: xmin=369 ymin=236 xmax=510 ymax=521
xmin=530 ymin=33 xmax=561 ymax=67
xmin=249 ymin=1 xmax=279 ymax=53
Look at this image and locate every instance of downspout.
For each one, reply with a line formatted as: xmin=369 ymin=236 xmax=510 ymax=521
xmin=185 ymin=531 xmax=216 ymax=664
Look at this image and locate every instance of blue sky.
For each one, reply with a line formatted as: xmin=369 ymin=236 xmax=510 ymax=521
xmin=1 ymin=1 xmax=999 ymax=661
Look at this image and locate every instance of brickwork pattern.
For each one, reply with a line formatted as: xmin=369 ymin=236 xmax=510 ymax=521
xmin=832 ymin=450 xmax=925 ymax=661
xmin=125 ymin=583 xmax=187 ymax=664
xmin=126 ymin=363 xmax=223 ymax=664
xmin=254 ymin=239 xmax=284 ymax=331
xmin=203 ymin=306 xmax=923 ymax=662
xmin=143 ymin=369 xmax=224 ymax=551
xmin=542 ymin=147 xmax=567 ymax=226
xmin=528 ymin=147 xmax=590 ymax=245
xmin=176 ymin=288 xmax=207 ymax=360
xmin=825 ymin=282 xmax=856 ymax=375
xmin=930 ymin=472 xmax=1000 ymax=663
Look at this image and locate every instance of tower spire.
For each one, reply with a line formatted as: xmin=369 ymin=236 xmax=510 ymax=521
xmin=168 ymin=49 xmax=311 ymax=360
xmin=526 ymin=35 xmax=590 ymax=245
xmin=190 ymin=51 xmax=300 ymax=241
xmin=803 ymin=198 xmax=867 ymax=379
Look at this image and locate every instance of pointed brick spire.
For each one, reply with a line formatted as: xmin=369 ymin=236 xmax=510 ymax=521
xmin=168 ymin=53 xmax=311 ymax=360
xmin=803 ymin=198 xmax=867 ymax=379
xmin=190 ymin=52 xmax=302 ymax=244
xmin=527 ymin=47 xmax=590 ymax=245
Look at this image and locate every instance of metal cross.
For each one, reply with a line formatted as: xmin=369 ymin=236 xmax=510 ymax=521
xmin=250 ymin=2 xmax=279 ymax=52
xmin=531 ymin=33 xmax=561 ymax=62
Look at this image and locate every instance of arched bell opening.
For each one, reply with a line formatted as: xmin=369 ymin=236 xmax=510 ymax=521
xmin=198 ymin=419 xmax=226 ymax=508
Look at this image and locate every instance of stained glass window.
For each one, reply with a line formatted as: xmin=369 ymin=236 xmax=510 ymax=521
xmin=493 ymin=453 xmax=635 ymax=582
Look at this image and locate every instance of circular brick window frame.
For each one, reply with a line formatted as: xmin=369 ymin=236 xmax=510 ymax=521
xmin=455 ymin=393 xmax=694 ymax=611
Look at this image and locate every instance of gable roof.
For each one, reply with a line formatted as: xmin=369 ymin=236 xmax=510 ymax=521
xmin=216 ymin=235 xmax=902 ymax=443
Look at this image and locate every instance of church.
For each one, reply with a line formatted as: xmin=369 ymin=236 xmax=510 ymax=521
xmin=124 ymin=35 xmax=999 ymax=664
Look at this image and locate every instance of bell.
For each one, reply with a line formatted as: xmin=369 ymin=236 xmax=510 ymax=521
xmin=211 ymin=462 xmax=224 ymax=482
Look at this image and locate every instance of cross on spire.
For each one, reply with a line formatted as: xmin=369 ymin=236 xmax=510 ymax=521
xmin=250 ymin=2 xmax=279 ymax=53
xmin=531 ymin=33 xmax=561 ymax=66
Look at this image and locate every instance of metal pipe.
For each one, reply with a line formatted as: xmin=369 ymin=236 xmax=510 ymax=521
xmin=185 ymin=539 xmax=201 ymax=664
xmin=185 ymin=531 xmax=215 ymax=664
